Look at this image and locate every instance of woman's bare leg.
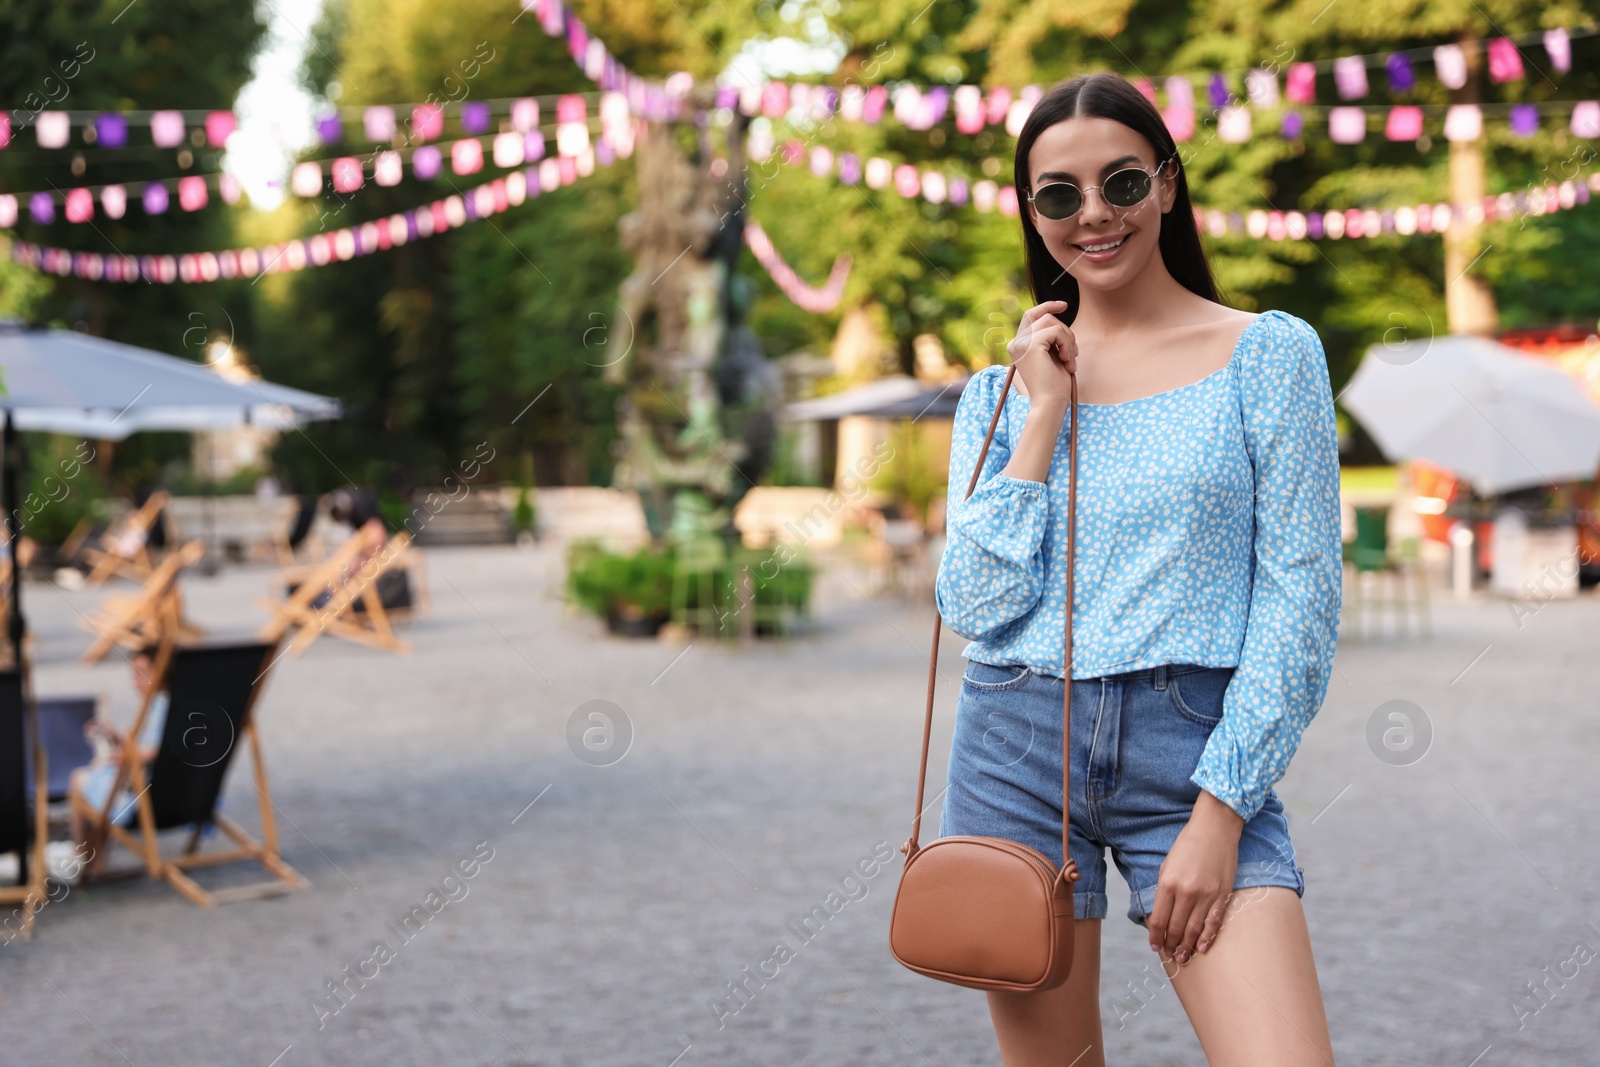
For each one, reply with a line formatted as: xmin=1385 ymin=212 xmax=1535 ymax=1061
xmin=986 ymin=918 xmax=1105 ymax=1067
xmin=1165 ymin=887 xmax=1335 ymax=1066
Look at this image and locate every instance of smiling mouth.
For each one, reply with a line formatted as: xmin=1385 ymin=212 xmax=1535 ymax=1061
xmin=1075 ymin=234 xmax=1129 ymax=252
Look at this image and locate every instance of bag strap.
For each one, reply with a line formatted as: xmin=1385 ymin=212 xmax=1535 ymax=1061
xmin=903 ymin=361 xmax=1079 ymax=890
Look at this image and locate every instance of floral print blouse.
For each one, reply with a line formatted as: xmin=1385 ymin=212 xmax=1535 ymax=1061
xmin=934 ymin=308 xmax=1343 ymax=823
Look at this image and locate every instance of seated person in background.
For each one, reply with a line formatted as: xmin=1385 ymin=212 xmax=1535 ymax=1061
xmin=67 ymin=642 xmax=169 ymax=879
xmin=324 ymin=487 xmax=388 ymax=574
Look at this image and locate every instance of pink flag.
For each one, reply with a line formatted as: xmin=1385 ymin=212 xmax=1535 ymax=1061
xmin=1285 ymin=63 xmax=1317 ymax=104
xmin=452 ymin=139 xmax=484 ymax=175
xmin=205 ymin=111 xmax=237 ymax=146
xmin=1571 ymin=101 xmax=1600 ymax=139
xmin=65 ymin=188 xmax=94 ymax=223
xmin=151 ymin=110 xmax=185 ymax=147
xmin=332 ymin=157 xmax=364 ymax=193
xmin=1487 ymin=38 xmax=1524 ymax=83
xmin=364 ymin=107 xmax=396 ymax=142
xmin=411 ymin=104 xmax=444 ymax=142
xmin=178 ymin=176 xmax=208 ymax=211
xmin=1545 ymin=28 xmax=1572 ymax=73
xmin=1333 ymin=56 xmax=1368 ymax=99
xmin=1384 ymin=106 xmax=1423 ymax=141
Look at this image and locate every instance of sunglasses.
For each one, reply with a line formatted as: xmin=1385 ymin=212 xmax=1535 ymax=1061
xmin=1026 ymin=157 xmax=1172 ymax=221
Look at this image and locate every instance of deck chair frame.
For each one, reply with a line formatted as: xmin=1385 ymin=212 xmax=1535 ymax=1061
xmin=80 ymin=540 xmax=206 ymax=664
xmin=259 ymin=531 xmax=416 ymax=656
xmin=69 ymin=616 xmax=308 ymax=907
xmin=82 ymin=490 xmax=171 ymax=586
xmin=0 ymin=670 xmax=48 ymax=941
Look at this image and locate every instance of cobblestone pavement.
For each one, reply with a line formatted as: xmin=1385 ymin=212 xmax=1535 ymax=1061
xmin=2 ymin=543 xmax=1597 ymax=1066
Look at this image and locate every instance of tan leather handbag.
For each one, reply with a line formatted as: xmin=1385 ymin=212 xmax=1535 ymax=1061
xmin=888 ymin=359 xmax=1081 ymax=993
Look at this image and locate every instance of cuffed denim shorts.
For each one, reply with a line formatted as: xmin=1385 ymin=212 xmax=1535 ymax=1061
xmin=939 ymin=658 xmax=1304 ymax=927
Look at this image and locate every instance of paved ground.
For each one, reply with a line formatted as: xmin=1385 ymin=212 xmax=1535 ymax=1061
xmin=2 ymin=542 xmax=1597 ymax=1066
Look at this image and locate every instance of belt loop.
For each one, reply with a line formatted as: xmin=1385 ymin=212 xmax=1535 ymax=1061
xmin=1153 ymin=664 xmax=1169 ymax=690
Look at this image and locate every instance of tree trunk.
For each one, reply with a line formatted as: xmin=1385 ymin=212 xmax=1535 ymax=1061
xmin=1444 ymin=30 xmax=1499 ymax=337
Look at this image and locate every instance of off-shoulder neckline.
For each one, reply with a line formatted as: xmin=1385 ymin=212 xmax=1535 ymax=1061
xmin=1004 ymin=309 xmax=1284 ymax=411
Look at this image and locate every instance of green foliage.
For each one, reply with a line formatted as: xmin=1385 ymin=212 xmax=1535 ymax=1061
xmin=512 ymin=487 xmax=535 ymax=534
xmin=166 ymin=464 xmax=269 ymax=496
xmin=566 ymin=540 xmax=678 ymax=618
xmin=378 ymin=489 xmax=409 ymax=534
xmin=564 ymin=538 xmax=814 ymax=623
xmin=17 ymin=434 xmax=108 ymax=547
xmin=870 ymin=421 xmax=946 ymax=525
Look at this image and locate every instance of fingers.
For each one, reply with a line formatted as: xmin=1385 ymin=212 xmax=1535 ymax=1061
xmin=1018 ymin=299 xmax=1069 ymax=329
xmin=1146 ymin=884 xmax=1174 ymax=957
xmin=1196 ymin=898 xmax=1227 ymax=955
xmin=1009 ymin=322 xmax=1076 ymax=369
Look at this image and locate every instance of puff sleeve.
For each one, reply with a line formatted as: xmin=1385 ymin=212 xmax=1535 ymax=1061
xmin=1190 ymin=314 xmax=1344 ymax=823
xmin=934 ymin=365 xmax=1053 ymax=641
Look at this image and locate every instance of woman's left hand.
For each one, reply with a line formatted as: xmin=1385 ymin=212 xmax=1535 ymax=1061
xmin=1146 ymin=790 xmax=1244 ymax=965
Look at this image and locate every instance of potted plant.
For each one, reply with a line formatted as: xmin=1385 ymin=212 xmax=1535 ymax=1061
xmin=566 ymin=540 xmax=676 ymax=637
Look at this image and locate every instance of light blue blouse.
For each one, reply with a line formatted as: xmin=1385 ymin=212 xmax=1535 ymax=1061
xmin=934 ymin=308 xmax=1343 ymax=824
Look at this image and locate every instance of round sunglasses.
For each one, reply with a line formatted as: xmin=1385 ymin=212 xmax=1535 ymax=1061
xmin=1025 ymin=157 xmax=1173 ymax=221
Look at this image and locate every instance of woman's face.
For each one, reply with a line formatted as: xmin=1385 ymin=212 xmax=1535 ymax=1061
xmin=1024 ymin=116 xmax=1176 ymax=294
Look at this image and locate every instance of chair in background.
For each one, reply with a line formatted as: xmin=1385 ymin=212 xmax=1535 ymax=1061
xmin=82 ymin=490 xmax=172 ymax=586
xmin=259 ymin=531 xmax=416 ymax=656
xmin=0 ymin=671 xmax=49 ymax=940
xmin=864 ymin=504 xmax=928 ymax=598
xmin=1342 ymin=504 xmax=1433 ymax=642
xmin=69 ymin=631 xmax=309 ymax=907
xmin=80 ymin=540 xmax=206 ymax=664
xmin=26 ymin=696 xmax=96 ymax=805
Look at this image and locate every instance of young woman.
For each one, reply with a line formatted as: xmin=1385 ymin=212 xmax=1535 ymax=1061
xmin=934 ymin=71 xmax=1343 ymax=1066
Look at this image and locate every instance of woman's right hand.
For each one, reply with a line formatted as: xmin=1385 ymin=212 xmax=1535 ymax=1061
xmin=1006 ymin=299 xmax=1079 ymax=410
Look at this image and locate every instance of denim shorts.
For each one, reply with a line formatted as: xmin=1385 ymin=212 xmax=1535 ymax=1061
xmin=939 ymin=658 xmax=1304 ymax=927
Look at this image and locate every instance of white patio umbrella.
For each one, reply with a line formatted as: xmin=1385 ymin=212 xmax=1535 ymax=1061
xmin=0 ymin=320 xmax=343 ymax=659
xmin=0 ymin=322 xmax=340 ymax=440
xmin=1340 ymin=334 xmax=1600 ymax=495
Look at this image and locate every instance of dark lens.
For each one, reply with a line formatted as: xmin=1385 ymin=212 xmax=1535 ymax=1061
xmin=1103 ymin=168 xmax=1153 ymax=207
xmin=1033 ymin=183 xmax=1082 ymax=220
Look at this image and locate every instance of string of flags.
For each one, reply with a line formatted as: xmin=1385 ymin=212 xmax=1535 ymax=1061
xmin=5 ymin=149 xmax=612 ymax=284
xmin=3 ymin=143 xmax=850 ymax=316
xmin=741 ymin=219 xmax=850 ymax=313
xmin=720 ymin=24 xmax=1591 ymax=136
xmin=6 ymin=23 xmax=1590 ymax=156
xmin=736 ymin=78 xmax=1600 ymax=146
xmin=515 ymin=0 xmax=689 ymax=123
xmin=765 ymin=137 xmax=1600 ymax=240
xmin=0 ymin=120 xmax=633 ymax=226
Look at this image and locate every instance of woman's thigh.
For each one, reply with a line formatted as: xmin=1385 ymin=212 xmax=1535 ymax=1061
xmin=985 ymin=918 xmax=1105 ymax=1067
xmin=1167 ymin=887 xmax=1336 ymax=1066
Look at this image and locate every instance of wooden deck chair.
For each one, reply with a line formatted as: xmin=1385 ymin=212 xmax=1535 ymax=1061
xmin=28 ymin=695 xmax=96 ymax=804
xmin=257 ymin=533 xmax=367 ymax=642
xmin=80 ymin=540 xmax=206 ymax=664
xmin=259 ymin=531 xmax=416 ymax=656
xmin=0 ymin=671 xmax=49 ymax=940
xmin=69 ymin=629 xmax=308 ymax=907
xmin=82 ymin=490 xmax=171 ymax=586
xmin=60 ymin=517 xmax=104 ymax=569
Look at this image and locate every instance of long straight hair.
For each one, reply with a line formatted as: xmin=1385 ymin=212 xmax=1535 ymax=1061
xmin=1013 ymin=72 xmax=1225 ymax=325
